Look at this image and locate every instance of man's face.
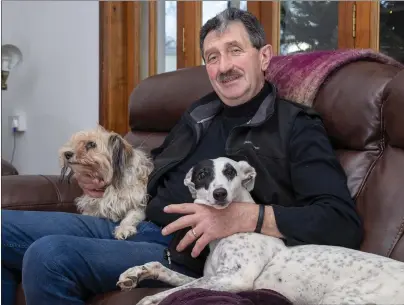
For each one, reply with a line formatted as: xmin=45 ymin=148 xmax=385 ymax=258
xmin=203 ymin=21 xmax=272 ymax=106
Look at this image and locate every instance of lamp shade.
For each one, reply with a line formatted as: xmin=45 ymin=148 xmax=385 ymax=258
xmin=2 ymin=44 xmax=23 ymax=72
xmin=2 ymin=44 xmax=23 ymax=90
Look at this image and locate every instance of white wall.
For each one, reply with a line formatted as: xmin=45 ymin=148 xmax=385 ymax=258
xmin=1 ymin=1 xmax=99 ymax=175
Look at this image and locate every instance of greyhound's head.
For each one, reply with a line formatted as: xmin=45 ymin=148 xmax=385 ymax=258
xmin=184 ymin=157 xmax=256 ymax=209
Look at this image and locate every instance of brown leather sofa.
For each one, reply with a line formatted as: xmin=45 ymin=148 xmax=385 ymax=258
xmin=2 ymin=159 xmax=19 ymax=176
xmin=2 ymin=55 xmax=404 ymax=305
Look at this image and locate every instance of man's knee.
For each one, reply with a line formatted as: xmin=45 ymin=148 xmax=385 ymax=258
xmin=22 ymin=235 xmax=77 ymax=283
xmin=1 ymin=210 xmax=17 ymax=238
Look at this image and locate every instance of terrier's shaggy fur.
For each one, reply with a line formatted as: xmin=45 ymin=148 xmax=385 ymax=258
xmin=59 ymin=125 xmax=153 ymax=240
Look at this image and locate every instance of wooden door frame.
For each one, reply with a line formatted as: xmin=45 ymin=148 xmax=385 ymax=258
xmin=177 ymin=1 xmax=202 ymax=68
xmin=99 ymin=1 xmax=140 ymax=136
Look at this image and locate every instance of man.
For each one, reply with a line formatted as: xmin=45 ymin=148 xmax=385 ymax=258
xmin=2 ymin=7 xmax=363 ymax=305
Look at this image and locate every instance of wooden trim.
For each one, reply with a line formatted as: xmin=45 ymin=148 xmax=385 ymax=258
xmin=264 ymin=1 xmax=280 ymax=55
xmin=247 ymin=1 xmax=261 ymax=21
xmin=355 ymin=1 xmax=380 ymax=49
xmin=338 ymin=1 xmax=356 ymax=49
xmin=177 ymin=1 xmax=202 ymax=68
xmin=369 ymin=1 xmax=380 ymax=51
xmin=194 ymin=2 xmax=202 ymax=66
xmin=247 ymin=1 xmax=280 ymax=55
xmin=133 ymin=2 xmax=141 ymax=90
xmin=99 ymin=2 xmax=140 ymax=135
xmin=148 ymin=0 xmax=157 ymax=76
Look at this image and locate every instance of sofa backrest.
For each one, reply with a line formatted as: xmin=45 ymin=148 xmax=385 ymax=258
xmin=126 ymin=52 xmax=404 ymax=262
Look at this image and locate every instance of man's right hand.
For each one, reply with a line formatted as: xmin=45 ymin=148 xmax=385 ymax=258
xmin=75 ymin=172 xmax=106 ymax=198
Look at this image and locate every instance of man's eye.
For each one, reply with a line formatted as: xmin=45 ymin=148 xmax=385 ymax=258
xmin=207 ymin=55 xmax=217 ymax=63
xmin=231 ymin=48 xmax=241 ymax=54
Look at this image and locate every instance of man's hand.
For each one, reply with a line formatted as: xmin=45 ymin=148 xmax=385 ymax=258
xmin=74 ymin=172 xmax=106 ymax=198
xmin=162 ymin=202 xmax=258 ymax=258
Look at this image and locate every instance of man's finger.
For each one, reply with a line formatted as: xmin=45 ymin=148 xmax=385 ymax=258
xmin=164 ymin=203 xmax=197 ymax=214
xmin=176 ymin=225 xmax=203 ymax=252
xmin=161 ymin=214 xmax=198 ymax=236
xmin=191 ymin=233 xmax=211 ymax=258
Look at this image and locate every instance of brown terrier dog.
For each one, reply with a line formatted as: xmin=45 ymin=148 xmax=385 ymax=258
xmin=59 ymin=125 xmax=154 ymax=240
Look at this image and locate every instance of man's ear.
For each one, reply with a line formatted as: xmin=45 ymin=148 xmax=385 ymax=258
xmin=184 ymin=167 xmax=197 ymax=199
xmin=259 ymin=44 xmax=272 ymax=72
xmin=237 ymin=160 xmax=257 ymax=192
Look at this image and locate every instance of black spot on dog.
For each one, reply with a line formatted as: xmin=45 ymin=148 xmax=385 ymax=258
xmin=191 ymin=159 xmax=215 ymax=190
xmin=223 ymin=162 xmax=237 ymax=181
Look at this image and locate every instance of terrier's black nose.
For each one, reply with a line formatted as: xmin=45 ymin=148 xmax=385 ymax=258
xmin=213 ymin=188 xmax=227 ymax=201
xmin=64 ymin=151 xmax=74 ymax=160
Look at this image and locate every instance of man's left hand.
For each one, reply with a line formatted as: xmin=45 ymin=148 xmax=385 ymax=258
xmin=162 ymin=202 xmax=256 ymax=258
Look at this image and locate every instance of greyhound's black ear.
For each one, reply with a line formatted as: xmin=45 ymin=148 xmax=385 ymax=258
xmin=237 ymin=160 xmax=257 ymax=192
xmin=108 ymin=133 xmax=133 ymax=189
xmin=184 ymin=167 xmax=197 ymax=198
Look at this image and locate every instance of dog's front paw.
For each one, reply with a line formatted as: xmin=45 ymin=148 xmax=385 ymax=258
xmin=117 ymin=266 xmax=142 ymax=291
xmin=114 ymin=225 xmax=137 ymax=240
xmin=117 ymin=264 xmax=155 ymax=291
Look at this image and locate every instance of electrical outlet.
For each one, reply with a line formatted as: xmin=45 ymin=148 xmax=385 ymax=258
xmin=10 ymin=113 xmax=27 ymax=132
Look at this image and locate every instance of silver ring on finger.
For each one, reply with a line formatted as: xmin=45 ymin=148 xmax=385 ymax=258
xmin=191 ymin=228 xmax=197 ymax=238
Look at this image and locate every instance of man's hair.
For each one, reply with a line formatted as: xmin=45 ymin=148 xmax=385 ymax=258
xmin=199 ymin=7 xmax=266 ymax=59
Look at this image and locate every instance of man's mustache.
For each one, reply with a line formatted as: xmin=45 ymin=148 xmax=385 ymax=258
xmin=217 ymin=70 xmax=242 ymax=82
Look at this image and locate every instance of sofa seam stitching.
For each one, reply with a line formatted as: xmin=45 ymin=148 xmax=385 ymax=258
xmin=40 ymin=175 xmax=62 ymax=202
xmin=387 ymin=217 xmax=404 ymax=257
xmin=354 ymin=82 xmax=388 ymax=201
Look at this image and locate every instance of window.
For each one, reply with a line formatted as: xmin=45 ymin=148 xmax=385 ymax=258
xmin=379 ymin=1 xmax=404 ymax=63
xmin=280 ymin=1 xmax=339 ymax=55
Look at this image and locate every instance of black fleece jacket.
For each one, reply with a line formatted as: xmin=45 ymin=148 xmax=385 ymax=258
xmin=145 ymin=82 xmax=363 ymax=250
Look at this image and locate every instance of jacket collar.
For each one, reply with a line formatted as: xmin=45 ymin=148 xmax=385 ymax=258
xmin=185 ymin=81 xmax=278 ymax=128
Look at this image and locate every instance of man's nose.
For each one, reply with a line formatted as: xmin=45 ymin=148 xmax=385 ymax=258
xmin=218 ymin=54 xmax=233 ymax=73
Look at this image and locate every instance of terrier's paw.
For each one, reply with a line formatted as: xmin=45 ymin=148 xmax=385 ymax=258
xmin=114 ymin=225 xmax=137 ymax=240
xmin=117 ymin=264 xmax=155 ymax=291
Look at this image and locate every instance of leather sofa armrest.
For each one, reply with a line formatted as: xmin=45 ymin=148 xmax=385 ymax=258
xmin=1 ymin=175 xmax=83 ymax=213
xmin=2 ymin=158 xmax=19 ymax=176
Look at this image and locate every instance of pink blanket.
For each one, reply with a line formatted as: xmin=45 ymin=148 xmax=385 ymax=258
xmin=265 ymin=49 xmax=403 ymax=107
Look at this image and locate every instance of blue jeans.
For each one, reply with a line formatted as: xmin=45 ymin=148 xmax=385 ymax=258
xmin=1 ymin=210 xmax=197 ymax=305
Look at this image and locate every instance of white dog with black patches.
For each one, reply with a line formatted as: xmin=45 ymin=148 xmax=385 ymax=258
xmin=59 ymin=126 xmax=154 ymax=240
xmin=118 ymin=157 xmax=404 ymax=305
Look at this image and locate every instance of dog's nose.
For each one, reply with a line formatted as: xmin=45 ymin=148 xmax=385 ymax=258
xmin=213 ymin=188 xmax=227 ymax=201
xmin=64 ymin=151 xmax=74 ymax=160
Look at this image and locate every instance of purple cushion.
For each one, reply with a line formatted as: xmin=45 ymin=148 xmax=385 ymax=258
xmin=159 ymin=288 xmax=293 ymax=305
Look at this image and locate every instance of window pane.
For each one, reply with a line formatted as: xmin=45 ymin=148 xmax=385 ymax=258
xmin=280 ymin=1 xmax=338 ymax=55
xmin=165 ymin=1 xmax=177 ymax=72
xmin=379 ymin=1 xmax=404 ymax=63
xmin=202 ymin=1 xmax=229 ymax=25
xmin=202 ymin=1 xmax=247 ymax=25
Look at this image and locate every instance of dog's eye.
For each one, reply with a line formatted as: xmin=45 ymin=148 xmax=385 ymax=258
xmin=86 ymin=141 xmax=97 ymax=150
xmin=197 ymin=171 xmax=207 ymax=181
xmin=223 ymin=164 xmax=237 ymax=180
